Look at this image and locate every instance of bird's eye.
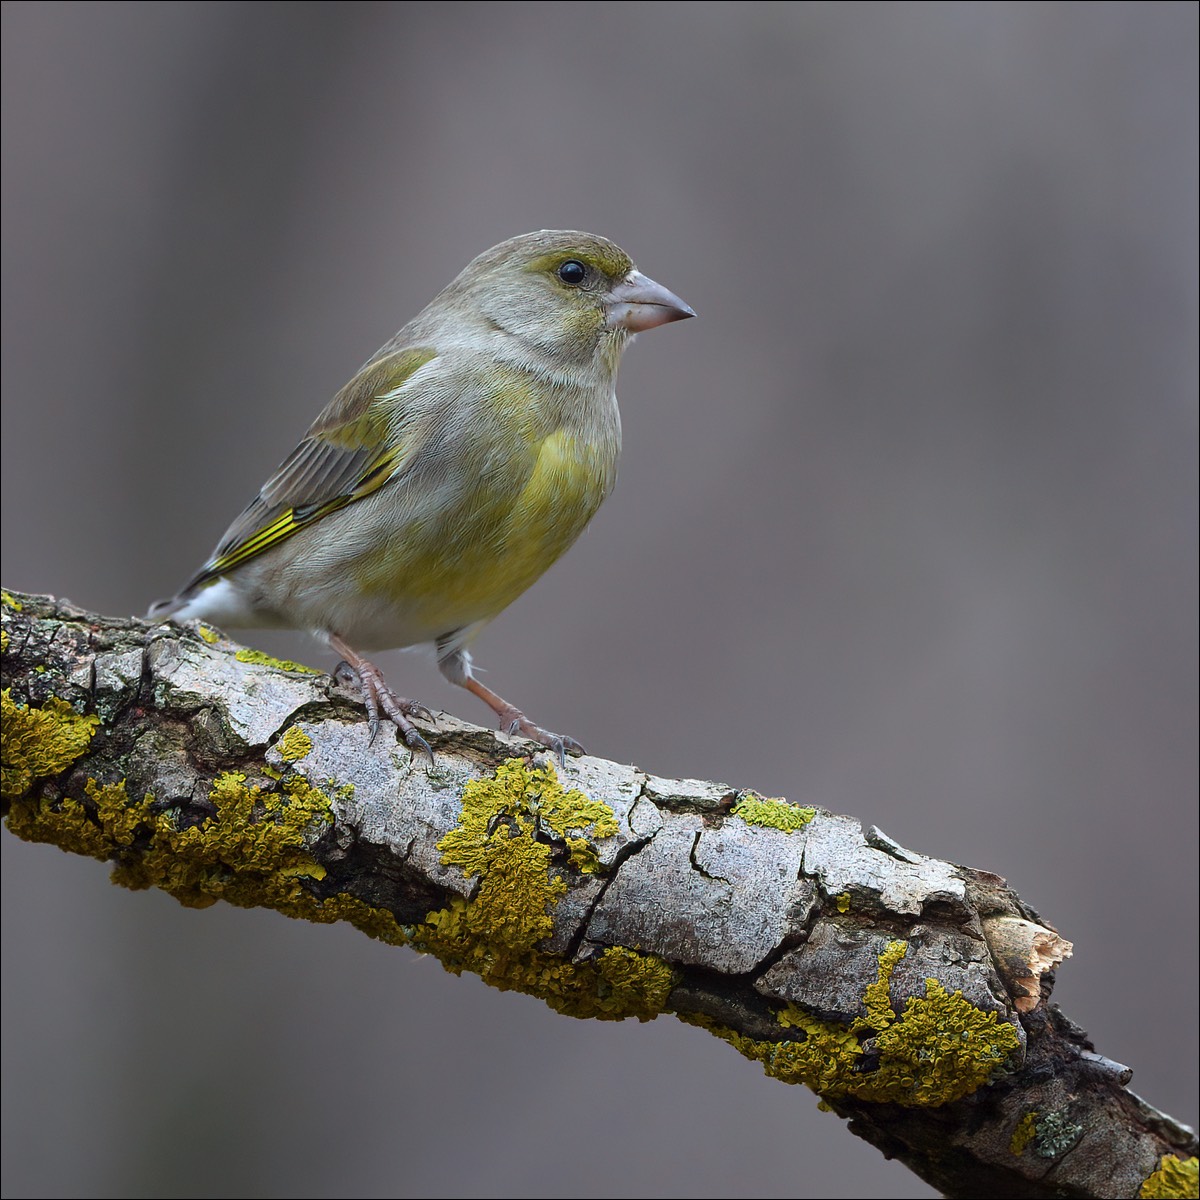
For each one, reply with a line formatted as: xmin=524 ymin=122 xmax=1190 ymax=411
xmin=557 ymin=259 xmax=587 ymax=285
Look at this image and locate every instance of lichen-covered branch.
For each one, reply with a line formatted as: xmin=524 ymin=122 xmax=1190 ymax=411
xmin=2 ymin=590 xmax=1195 ymax=1200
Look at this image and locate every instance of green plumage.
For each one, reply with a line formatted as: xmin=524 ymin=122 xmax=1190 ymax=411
xmin=152 ymin=230 xmax=693 ymax=756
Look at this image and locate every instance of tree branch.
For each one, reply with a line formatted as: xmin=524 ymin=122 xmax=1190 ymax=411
xmin=2 ymin=590 xmax=1195 ymax=1199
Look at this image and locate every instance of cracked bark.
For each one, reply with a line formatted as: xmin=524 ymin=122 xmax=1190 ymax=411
xmin=2 ymin=591 xmax=1195 ymax=1200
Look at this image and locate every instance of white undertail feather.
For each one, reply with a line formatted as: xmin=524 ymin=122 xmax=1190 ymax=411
xmin=153 ymin=578 xmax=275 ymax=630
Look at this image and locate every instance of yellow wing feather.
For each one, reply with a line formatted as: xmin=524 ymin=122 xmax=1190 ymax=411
xmin=183 ymin=347 xmax=435 ymax=590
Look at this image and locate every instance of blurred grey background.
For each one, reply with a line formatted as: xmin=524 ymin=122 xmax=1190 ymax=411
xmin=2 ymin=3 xmax=1196 ymax=1197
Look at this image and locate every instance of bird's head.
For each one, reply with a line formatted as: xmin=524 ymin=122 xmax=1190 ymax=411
xmin=440 ymin=230 xmax=694 ymax=369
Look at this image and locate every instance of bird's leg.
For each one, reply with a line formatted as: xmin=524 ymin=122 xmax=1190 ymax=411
xmin=437 ymin=645 xmax=585 ymax=765
xmin=326 ymin=634 xmax=434 ymax=763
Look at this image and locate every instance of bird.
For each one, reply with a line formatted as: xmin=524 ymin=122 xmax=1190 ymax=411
xmin=149 ymin=230 xmax=694 ymax=762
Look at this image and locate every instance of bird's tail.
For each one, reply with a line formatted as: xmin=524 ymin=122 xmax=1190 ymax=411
xmin=146 ymin=593 xmax=187 ymax=621
xmin=145 ymin=577 xmax=264 ymax=632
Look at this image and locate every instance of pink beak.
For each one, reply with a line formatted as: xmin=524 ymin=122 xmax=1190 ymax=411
xmin=606 ymin=270 xmax=696 ymax=332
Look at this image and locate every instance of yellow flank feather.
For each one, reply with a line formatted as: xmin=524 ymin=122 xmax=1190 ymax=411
xmin=351 ymin=427 xmax=613 ymax=634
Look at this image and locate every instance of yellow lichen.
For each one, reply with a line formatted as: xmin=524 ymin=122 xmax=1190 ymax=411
xmin=836 ymin=892 xmax=851 ymax=913
xmin=857 ymin=939 xmax=907 ymax=1030
xmin=566 ymin=834 xmax=602 ymax=874
xmin=1 ymin=689 xmax=100 ymax=798
xmin=6 ymin=763 xmax=334 ymax=905
xmin=698 ymin=939 xmax=1020 ymax=1107
xmin=103 ymin=770 xmax=333 ymax=908
xmin=311 ymin=893 xmax=408 ymax=945
xmin=1009 ymin=1111 xmax=1039 ymax=1155
xmin=870 ymin=979 xmax=1020 ymax=1105
xmin=732 ymin=795 xmax=816 ymax=832
xmin=1140 ymin=1155 xmax=1200 ymax=1199
xmin=769 ymin=1007 xmax=866 ymax=1094
xmin=3 ymin=721 xmax=415 ymax=945
xmin=276 ymin=725 xmax=313 ymax=762
xmin=437 ymin=758 xmax=618 ymax=879
xmin=1 ymin=590 xmax=24 ymax=610
xmin=5 ymin=784 xmax=127 ymax=862
xmin=410 ymin=758 xmax=673 ymax=1020
xmin=196 ymin=624 xmax=220 ymax=644
xmin=589 ymin=946 xmax=676 ymax=1019
xmin=233 ymin=647 xmax=320 ymax=674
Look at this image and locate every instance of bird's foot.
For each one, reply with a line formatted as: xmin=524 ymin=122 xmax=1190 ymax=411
xmin=333 ymin=657 xmax=434 ymax=764
xmin=498 ymin=708 xmax=586 ymax=767
xmin=453 ymin=671 xmax=585 ymax=766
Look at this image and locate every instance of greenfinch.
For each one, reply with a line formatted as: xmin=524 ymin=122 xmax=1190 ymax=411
xmin=150 ymin=230 xmax=694 ymax=760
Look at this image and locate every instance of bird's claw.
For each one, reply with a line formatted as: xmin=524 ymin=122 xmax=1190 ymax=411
xmin=503 ymin=716 xmax=586 ymax=767
xmin=341 ymin=658 xmax=435 ymax=764
xmin=401 ymin=727 xmax=436 ymax=768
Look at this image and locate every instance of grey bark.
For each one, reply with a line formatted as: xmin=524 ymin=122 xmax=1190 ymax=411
xmin=2 ymin=591 xmax=1195 ymax=1199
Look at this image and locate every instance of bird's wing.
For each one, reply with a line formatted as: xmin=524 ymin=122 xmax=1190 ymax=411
xmin=183 ymin=346 xmax=437 ymax=590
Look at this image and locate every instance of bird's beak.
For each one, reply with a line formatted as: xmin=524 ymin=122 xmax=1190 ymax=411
xmin=606 ymin=270 xmax=696 ymax=332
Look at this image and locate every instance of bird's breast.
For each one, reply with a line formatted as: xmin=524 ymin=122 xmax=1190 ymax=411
xmin=348 ymin=423 xmax=617 ymax=641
